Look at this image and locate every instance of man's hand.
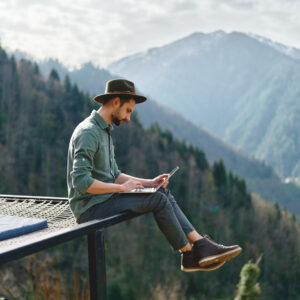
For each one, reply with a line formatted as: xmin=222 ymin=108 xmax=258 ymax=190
xmin=152 ymin=174 xmax=169 ymax=189
xmin=120 ymin=179 xmax=144 ymax=192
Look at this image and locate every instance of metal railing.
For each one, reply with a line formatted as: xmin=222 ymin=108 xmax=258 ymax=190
xmin=0 ymin=194 xmax=144 ymax=300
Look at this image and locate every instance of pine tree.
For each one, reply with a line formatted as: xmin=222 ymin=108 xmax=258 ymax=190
xmin=235 ymin=259 xmax=261 ymax=300
xmin=213 ymin=160 xmax=227 ymax=188
xmin=49 ymin=69 xmax=60 ymax=82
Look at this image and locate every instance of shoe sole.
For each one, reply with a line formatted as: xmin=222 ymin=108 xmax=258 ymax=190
xmin=181 ymin=261 xmax=225 ymax=272
xmin=198 ymin=247 xmax=242 ymax=267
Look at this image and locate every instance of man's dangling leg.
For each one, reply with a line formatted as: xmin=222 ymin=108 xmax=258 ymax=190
xmin=157 ymin=188 xmax=242 ymax=269
xmin=157 ymin=188 xmax=203 ymax=243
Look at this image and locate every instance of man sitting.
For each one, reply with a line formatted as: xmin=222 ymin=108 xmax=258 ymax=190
xmin=67 ymin=79 xmax=242 ymax=272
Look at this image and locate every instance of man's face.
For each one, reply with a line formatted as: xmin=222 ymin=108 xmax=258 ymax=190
xmin=112 ymin=98 xmax=136 ymax=126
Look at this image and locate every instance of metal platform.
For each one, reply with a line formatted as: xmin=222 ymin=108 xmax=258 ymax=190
xmin=0 ymin=194 xmax=143 ymax=300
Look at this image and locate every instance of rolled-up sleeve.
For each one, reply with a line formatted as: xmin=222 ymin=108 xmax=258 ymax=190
xmin=70 ymin=130 xmax=97 ymax=194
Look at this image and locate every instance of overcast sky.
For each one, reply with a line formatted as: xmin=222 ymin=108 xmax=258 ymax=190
xmin=0 ymin=0 xmax=299 ymax=68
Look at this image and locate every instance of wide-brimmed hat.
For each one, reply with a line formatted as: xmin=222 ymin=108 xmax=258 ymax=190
xmin=93 ymin=79 xmax=147 ymax=104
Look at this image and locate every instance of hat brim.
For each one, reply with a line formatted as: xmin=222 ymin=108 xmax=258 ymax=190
xmin=93 ymin=93 xmax=147 ymax=104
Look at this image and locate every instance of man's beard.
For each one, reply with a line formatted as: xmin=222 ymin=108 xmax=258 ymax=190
xmin=112 ymin=108 xmax=127 ymax=126
xmin=112 ymin=114 xmax=127 ymax=126
xmin=112 ymin=116 xmax=122 ymax=126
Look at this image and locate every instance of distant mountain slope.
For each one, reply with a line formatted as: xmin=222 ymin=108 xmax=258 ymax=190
xmin=249 ymin=33 xmax=300 ymax=60
xmin=108 ymin=30 xmax=300 ymax=178
xmin=36 ymin=58 xmax=300 ymax=216
xmin=137 ymin=100 xmax=300 ymax=215
xmin=38 ymin=60 xmax=112 ymax=96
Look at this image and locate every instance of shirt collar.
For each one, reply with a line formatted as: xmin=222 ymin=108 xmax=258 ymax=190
xmin=91 ymin=110 xmax=114 ymax=131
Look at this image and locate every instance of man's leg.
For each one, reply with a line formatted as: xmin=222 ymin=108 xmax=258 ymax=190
xmin=78 ymin=191 xmax=241 ymax=271
xmin=157 ymin=188 xmax=203 ymax=243
xmin=78 ymin=192 xmax=190 ymax=251
xmin=157 ymin=188 xmax=242 ymax=270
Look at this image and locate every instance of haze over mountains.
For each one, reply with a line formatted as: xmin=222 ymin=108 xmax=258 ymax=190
xmin=108 ymin=30 xmax=300 ymax=179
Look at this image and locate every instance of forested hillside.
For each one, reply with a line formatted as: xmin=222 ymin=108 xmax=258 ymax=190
xmin=0 ymin=47 xmax=300 ymax=299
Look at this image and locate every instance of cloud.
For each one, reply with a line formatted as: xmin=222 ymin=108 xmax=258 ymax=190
xmin=0 ymin=1 xmax=127 ymax=66
xmin=215 ymin=0 xmax=257 ymax=10
xmin=169 ymin=0 xmax=199 ymax=13
xmin=0 ymin=0 xmax=299 ymax=67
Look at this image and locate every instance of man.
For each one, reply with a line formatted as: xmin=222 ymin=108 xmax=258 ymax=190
xmin=67 ymin=78 xmax=242 ymax=272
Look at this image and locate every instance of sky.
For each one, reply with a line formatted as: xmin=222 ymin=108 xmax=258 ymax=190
xmin=0 ymin=0 xmax=300 ymax=68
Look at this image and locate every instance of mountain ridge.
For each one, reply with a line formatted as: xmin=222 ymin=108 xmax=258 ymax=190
xmin=108 ymin=30 xmax=300 ymax=179
xmin=33 ymin=54 xmax=300 ymax=217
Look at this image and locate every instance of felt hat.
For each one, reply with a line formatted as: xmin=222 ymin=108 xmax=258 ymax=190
xmin=93 ymin=79 xmax=147 ymax=104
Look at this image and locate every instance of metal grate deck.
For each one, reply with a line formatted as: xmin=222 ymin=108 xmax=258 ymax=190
xmin=0 ymin=194 xmax=76 ymax=228
xmin=0 ymin=195 xmax=144 ymax=299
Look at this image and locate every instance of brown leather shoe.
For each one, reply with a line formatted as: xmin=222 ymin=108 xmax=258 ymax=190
xmin=181 ymin=250 xmax=225 ymax=272
xmin=193 ymin=235 xmax=242 ymax=267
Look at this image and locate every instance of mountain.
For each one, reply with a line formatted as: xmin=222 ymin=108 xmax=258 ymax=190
xmin=249 ymin=33 xmax=300 ymax=61
xmin=35 ymin=57 xmax=300 ymax=217
xmin=38 ymin=59 xmax=112 ymax=96
xmin=1 ymin=46 xmax=300 ymax=300
xmin=108 ymin=30 xmax=300 ymax=179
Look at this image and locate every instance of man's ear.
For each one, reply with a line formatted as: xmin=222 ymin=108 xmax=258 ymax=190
xmin=111 ymin=96 xmax=121 ymax=108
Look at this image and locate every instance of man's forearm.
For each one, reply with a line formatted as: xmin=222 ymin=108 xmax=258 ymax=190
xmin=85 ymin=174 xmax=145 ymax=194
xmin=85 ymin=179 xmax=123 ymax=194
xmin=115 ymin=173 xmax=153 ymax=187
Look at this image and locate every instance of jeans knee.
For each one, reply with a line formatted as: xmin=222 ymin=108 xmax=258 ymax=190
xmin=154 ymin=192 xmax=172 ymax=212
xmin=157 ymin=189 xmax=176 ymax=206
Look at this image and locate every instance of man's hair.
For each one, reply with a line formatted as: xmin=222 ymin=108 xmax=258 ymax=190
xmin=102 ymin=95 xmax=135 ymax=106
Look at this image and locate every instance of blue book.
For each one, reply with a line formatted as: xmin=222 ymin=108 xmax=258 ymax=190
xmin=0 ymin=215 xmax=48 ymax=241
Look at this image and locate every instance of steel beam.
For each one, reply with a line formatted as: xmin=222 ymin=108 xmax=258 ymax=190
xmin=88 ymin=229 xmax=107 ymax=300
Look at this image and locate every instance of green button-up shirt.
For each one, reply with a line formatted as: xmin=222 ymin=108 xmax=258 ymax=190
xmin=67 ymin=110 xmax=121 ymax=219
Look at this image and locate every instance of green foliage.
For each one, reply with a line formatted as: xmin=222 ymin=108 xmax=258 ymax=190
xmin=0 ymin=47 xmax=300 ymax=300
xmin=212 ymin=161 xmax=251 ymax=210
xmin=290 ymin=213 xmax=297 ymax=223
xmin=189 ymin=145 xmax=208 ymax=171
xmin=49 ymin=69 xmax=60 ymax=81
xmin=274 ymin=202 xmax=281 ymax=220
xmin=0 ymin=48 xmax=93 ymax=195
xmin=64 ymin=75 xmax=72 ymax=92
xmin=235 ymin=260 xmax=261 ymax=300
xmin=213 ymin=160 xmax=227 ymax=188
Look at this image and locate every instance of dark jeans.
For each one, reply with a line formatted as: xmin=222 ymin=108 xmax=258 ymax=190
xmin=78 ymin=188 xmax=195 ymax=250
